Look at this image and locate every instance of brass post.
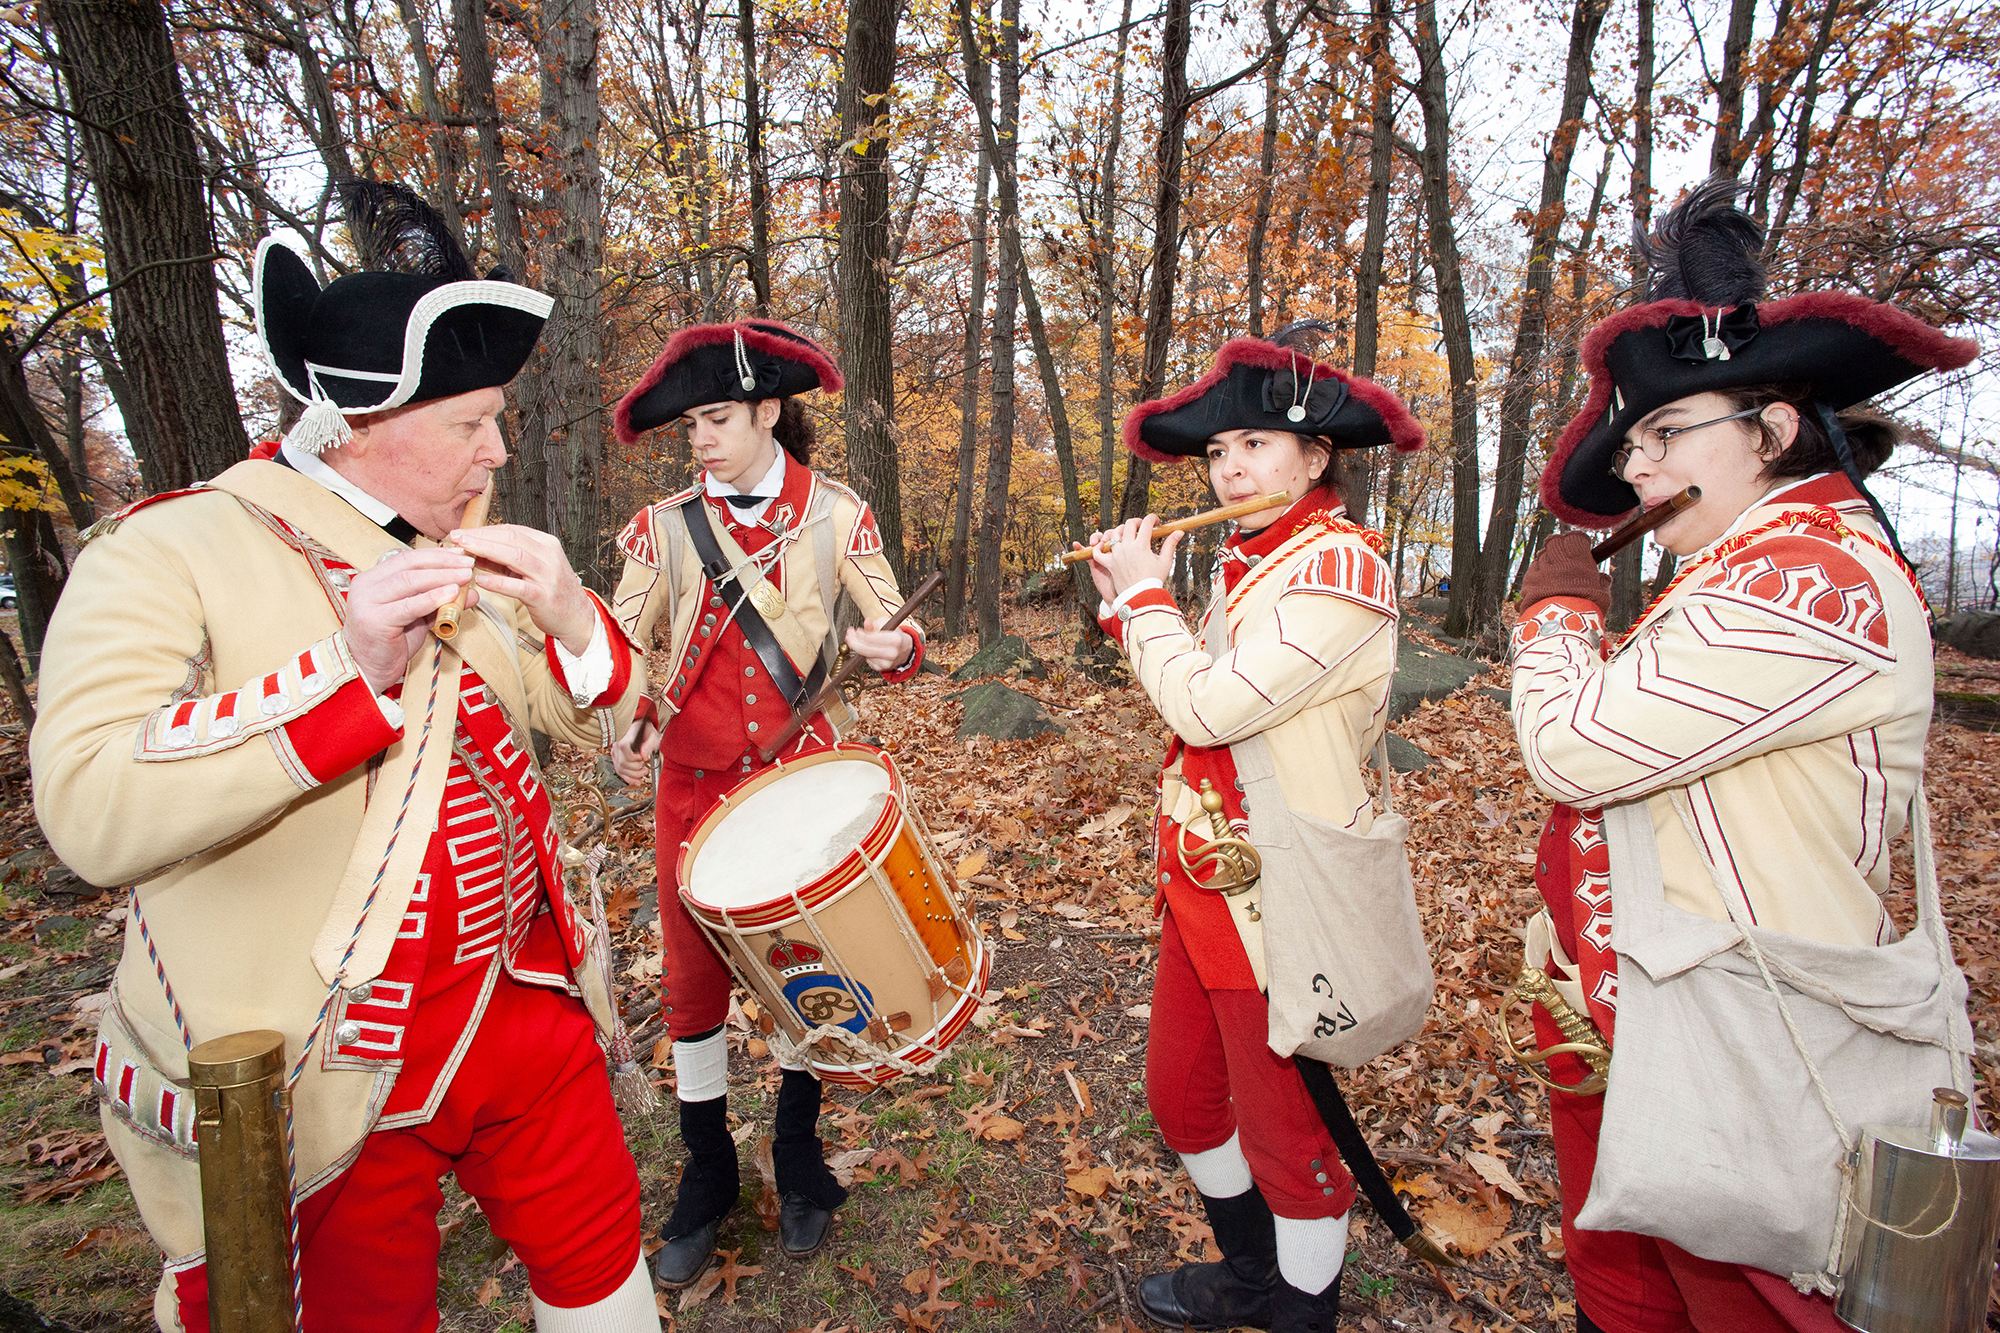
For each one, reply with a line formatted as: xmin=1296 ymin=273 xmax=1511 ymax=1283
xmin=189 ymin=1031 xmax=295 ymax=1333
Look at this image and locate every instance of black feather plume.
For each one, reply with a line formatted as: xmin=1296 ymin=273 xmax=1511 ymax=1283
xmin=337 ymin=179 xmax=476 ymax=282
xmin=1637 ymin=178 xmax=1766 ymax=305
xmin=1269 ymin=318 xmax=1335 ymax=349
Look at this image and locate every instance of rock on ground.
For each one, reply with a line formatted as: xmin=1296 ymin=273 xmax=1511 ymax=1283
xmin=954 ymin=682 xmax=1061 ymax=741
xmin=1392 ymin=642 xmax=1483 ymax=721
xmin=1937 ymin=610 xmax=2000 ymax=660
xmin=949 ymin=634 xmax=1049 ymax=682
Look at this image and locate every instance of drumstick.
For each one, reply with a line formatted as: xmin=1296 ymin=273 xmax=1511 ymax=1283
xmin=757 ymin=569 xmax=945 ymax=763
xmin=1059 ymin=490 xmax=1293 ymax=565
xmin=1590 ymin=486 xmax=1700 ymax=563
xmin=434 ymin=479 xmax=494 ymax=641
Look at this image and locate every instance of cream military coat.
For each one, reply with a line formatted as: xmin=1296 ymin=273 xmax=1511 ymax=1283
xmin=30 ymin=461 xmax=643 ymax=1266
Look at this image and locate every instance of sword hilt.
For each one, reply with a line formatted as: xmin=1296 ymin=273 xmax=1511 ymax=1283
xmin=1498 ymin=965 xmax=1612 ymax=1096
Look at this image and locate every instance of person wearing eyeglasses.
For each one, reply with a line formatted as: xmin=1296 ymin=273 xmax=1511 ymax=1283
xmin=1506 ymin=182 xmax=1975 ymax=1332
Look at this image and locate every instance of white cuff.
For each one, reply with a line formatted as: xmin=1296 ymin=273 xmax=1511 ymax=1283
xmin=1110 ymin=579 xmax=1166 ymax=616
xmin=372 ymin=692 xmax=405 ymax=731
xmin=553 ymin=615 xmax=613 ymax=706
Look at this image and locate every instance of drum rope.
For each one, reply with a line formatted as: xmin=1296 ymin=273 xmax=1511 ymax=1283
xmin=900 ymin=798 xmax=987 ymax=1005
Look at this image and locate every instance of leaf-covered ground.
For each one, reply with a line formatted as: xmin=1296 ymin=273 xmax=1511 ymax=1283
xmin=0 ymin=601 xmax=1994 ymax=1330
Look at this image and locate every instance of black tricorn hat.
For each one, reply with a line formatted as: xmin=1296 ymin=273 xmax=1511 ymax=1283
xmin=1123 ymin=331 xmax=1425 ymax=461
xmin=613 ymin=319 xmax=843 ymax=444
xmin=1543 ymin=180 xmax=1977 ymax=526
xmin=255 ymin=181 xmax=552 ymax=452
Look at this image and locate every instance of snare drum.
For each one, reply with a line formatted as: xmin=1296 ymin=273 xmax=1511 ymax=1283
xmin=679 ymin=743 xmax=989 ymax=1088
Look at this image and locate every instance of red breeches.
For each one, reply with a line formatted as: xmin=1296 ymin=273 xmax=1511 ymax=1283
xmin=1145 ymin=911 xmax=1355 ymax=1218
xmin=172 ymin=976 xmax=640 ymax=1332
xmin=655 ymin=761 xmax=751 ymax=1040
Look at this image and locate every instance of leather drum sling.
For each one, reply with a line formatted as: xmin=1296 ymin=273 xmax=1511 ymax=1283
xmin=678 ymin=494 xmax=829 ymax=711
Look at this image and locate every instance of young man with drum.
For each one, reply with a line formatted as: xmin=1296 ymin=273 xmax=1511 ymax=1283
xmin=1083 ymin=328 xmax=1425 ymax=1333
xmin=1509 ymin=183 xmax=1976 ymax=1331
xmin=606 ymin=321 xmax=926 ymax=1285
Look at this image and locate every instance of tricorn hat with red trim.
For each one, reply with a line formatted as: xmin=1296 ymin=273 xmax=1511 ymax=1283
xmin=1542 ymin=180 xmax=1978 ymax=527
xmin=1123 ymin=328 xmax=1426 ymax=463
xmin=614 ymin=319 xmax=843 ymax=445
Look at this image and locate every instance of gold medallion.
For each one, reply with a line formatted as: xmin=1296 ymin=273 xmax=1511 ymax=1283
xmin=750 ymin=580 xmax=787 ymax=620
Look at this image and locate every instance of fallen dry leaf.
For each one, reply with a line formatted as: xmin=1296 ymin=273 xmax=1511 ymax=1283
xmin=954 ymin=851 xmax=988 ymax=879
xmin=1076 ymin=803 xmax=1135 ymax=838
xmin=1420 ymin=1195 xmax=1511 ymax=1258
xmin=1065 ymin=1164 xmax=1117 ymax=1198
xmin=1462 ymin=1150 xmax=1529 ymax=1201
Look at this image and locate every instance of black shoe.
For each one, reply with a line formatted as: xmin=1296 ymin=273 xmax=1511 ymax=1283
xmin=1270 ymin=1272 xmax=1342 ymax=1333
xmin=1138 ymin=1262 xmax=1275 ymax=1330
xmin=654 ymin=1218 xmax=723 ymax=1288
xmin=1138 ymin=1186 xmax=1279 ymax=1329
xmin=779 ymin=1192 xmax=835 ymax=1257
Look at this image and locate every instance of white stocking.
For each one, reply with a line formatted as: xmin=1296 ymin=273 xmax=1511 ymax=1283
xmin=530 ymin=1250 xmax=660 ymax=1332
xmin=1274 ymin=1212 xmax=1349 ymax=1295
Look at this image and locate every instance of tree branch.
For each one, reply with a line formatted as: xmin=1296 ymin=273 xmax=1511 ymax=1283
xmin=16 ymin=252 xmax=225 ymax=358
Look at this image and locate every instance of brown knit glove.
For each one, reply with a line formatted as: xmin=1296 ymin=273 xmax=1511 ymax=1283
xmin=1519 ymin=532 xmax=1611 ymax=615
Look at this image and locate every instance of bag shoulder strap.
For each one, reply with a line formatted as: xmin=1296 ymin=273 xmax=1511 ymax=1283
xmin=678 ymin=495 xmax=826 ymax=709
xmin=660 ymin=502 xmax=684 ymax=639
xmin=807 ymin=482 xmax=842 ymax=677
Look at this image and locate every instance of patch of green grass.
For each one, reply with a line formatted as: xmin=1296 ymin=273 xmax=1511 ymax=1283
xmin=1349 ymin=1260 xmax=1394 ymax=1300
xmin=38 ymin=924 xmax=89 ymax=952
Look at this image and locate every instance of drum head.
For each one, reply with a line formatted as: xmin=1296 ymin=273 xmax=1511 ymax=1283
xmin=687 ymin=757 xmax=892 ymax=910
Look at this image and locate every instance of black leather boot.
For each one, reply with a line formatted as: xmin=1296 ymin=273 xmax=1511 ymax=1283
xmin=772 ymin=1067 xmax=847 ymax=1257
xmin=655 ymin=1095 xmax=740 ymax=1287
xmin=1138 ymin=1187 xmax=1279 ymax=1330
xmin=1269 ymin=1272 xmax=1342 ymax=1333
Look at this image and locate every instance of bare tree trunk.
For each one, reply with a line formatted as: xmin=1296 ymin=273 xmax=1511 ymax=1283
xmin=456 ymin=0 xmax=545 ymax=531
xmin=973 ymin=0 xmax=1021 ymax=645
xmin=1123 ymin=0 xmax=1195 ymax=525
xmin=739 ymin=0 xmax=772 ymax=314
xmin=1633 ymin=0 xmax=1655 ymax=264
xmin=1609 ymin=544 xmax=1644 ymax=631
xmin=539 ymin=0 xmax=608 ymax=584
xmin=1472 ymin=0 xmax=1611 ymax=636
xmin=3 ymin=507 xmax=65 ymax=669
xmin=1095 ymin=0 xmax=1135 ymax=530
xmin=395 ymin=0 xmax=468 ymax=247
xmin=1020 ymin=260 xmax=1107 ymax=657
xmin=1509 ymin=508 xmax=1555 ymax=599
xmin=837 ymin=0 xmax=908 ymax=583
xmin=45 ymin=0 xmax=250 ymax=489
xmin=1243 ymin=0 xmax=1287 ymax=338
xmin=946 ymin=21 xmax=993 ymax=640
xmin=1347 ymin=0 xmax=1396 ymax=527
xmin=1605 ymin=0 xmax=1659 ymax=633
xmin=1408 ymin=0 xmax=1481 ymax=638
xmin=0 ymin=622 xmax=33 ymax=733
xmin=1708 ymin=0 xmax=1758 ymax=177
xmin=1 ymin=340 xmax=93 ymax=531
xmin=1765 ymin=0 xmax=1851 ymax=252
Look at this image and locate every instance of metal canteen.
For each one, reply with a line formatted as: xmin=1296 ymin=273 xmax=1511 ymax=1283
xmin=1835 ymin=1087 xmax=2000 ymax=1332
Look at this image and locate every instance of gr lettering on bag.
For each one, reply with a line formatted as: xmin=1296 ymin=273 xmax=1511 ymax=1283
xmin=1310 ymin=974 xmax=1359 ymax=1038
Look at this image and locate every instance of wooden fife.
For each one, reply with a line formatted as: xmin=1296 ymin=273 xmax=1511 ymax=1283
xmin=434 ymin=480 xmax=495 ymax=641
xmin=1590 ymin=485 xmax=1701 ymax=563
xmin=1059 ymin=490 xmax=1294 ymax=565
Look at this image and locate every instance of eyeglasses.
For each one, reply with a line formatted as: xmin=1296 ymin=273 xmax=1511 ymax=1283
xmin=1610 ymin=406 xmax=1765 ymax=481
